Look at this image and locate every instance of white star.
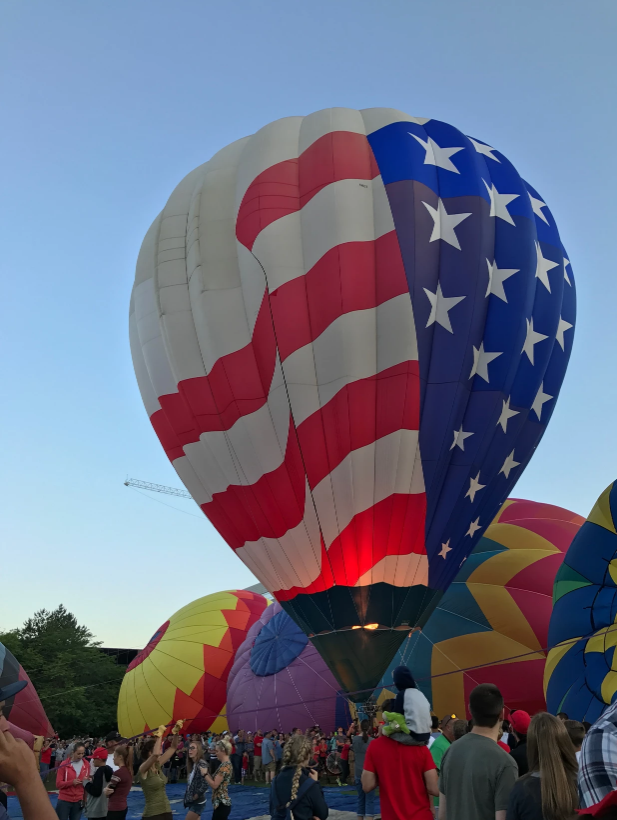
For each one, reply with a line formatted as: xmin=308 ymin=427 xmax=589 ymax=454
xmin=486 ymin=258 xmax=519 ymax=302
xmin=450 ymin=425 xmax=474 ymax=451
xmin=466 ymin=518 xmax=482 ymax=537
xmin=424 ymin=282 xmax=466 ymax=332
xmin=522 ymin=317 xmax=548 ymax=365
xmin=422 ymin=199 xmax=472 ymax=250
xmin=465 ymin=473 xmax=486 ymax=503
xmin=410 ymin=133 xmax=465 ymax=173
xmin=535 ymin=241 xmax=559 ymax=293
xmin=483 ymin=180 xmax=519 ymax=225
xmin=439 ymin=540 xmax=452 ymax=559
xmin=499 ymin=450 xmax=521 ymax=479
xmin=531 ymin=382 xmax=553 ymax=420
xmin=468 ymin=137 xmax=500 ymax=162
xmin=528 ymin=191 xmax=549 ymax=224
xmin=469 ymin=342 xmax=502 ymax=382
xmin=497 ymin=397 xmax=519 ymax=433
xmin=556 ymin=316 xmax=574 ymax=350
xmin=563 ymin=257 xmax=572 ymax=286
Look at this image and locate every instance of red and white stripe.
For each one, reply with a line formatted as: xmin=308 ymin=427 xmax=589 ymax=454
xmin=130 ymin=108 xmax=430 ymax=598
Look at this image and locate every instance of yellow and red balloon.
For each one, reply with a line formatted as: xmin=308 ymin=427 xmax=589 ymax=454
xmin=117 ymin=590 xmax=267 ymax=736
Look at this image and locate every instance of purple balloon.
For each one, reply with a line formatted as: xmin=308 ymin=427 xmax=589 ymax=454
xmin=226 ymin=603 xmax=345 ymax=733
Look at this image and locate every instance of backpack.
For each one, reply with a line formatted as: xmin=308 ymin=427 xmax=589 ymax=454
xmin=270 ymin=775 xmax=316 ymax=820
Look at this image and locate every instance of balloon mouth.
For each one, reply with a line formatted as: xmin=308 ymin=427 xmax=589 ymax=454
xmin=308 ymin=623 xmax=414 ymax=636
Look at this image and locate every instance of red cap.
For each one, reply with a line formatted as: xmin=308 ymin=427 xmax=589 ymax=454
xmin=578 ymin=790 xmax=617 ymax=816
xmin=510 ymin=711 xmax=531 ymax=734
xmin=91 ymin=747 xmax=108 ymax=761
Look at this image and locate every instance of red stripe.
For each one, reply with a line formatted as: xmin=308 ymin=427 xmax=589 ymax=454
xmin=150 ymin=233 xmax=409 ymax=457
xmin=201 ymin=361 xmax=421 ymax=549
xmin=236 ymin=131 xmax=380 ymax=250
xmin=274 ymin=492 xmax=427 ymax=601
xmin=149 ymin=293 xmax=275 ymax=453
xmin=270 ymin=231 xmax=408 ymax=361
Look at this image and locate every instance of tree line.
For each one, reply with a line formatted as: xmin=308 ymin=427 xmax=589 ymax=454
xmin=0 ymin=605 xmax=126 ymax=737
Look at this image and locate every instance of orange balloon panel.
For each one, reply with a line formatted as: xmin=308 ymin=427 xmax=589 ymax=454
xmin=118 ymin=590 xmax=267 ymax=736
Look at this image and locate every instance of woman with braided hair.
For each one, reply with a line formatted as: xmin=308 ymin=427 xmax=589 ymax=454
xmin=269 ymin=734 xmax=329 ymax=820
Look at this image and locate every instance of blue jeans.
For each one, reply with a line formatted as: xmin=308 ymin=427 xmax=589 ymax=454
xmin=40 ymin=761 xmax=50 ymax=780
xmin=55 ymin=800 xmax=82 ymax=820
xmin=355 ymin=777 xmax=376 ymax=816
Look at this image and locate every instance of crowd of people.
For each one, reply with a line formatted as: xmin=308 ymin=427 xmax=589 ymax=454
xmin=5 ymin=668 xmax=617 ymax=820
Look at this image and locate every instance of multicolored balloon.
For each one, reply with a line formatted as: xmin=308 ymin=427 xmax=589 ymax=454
xmin=378 ymin=499 xmax=582 ymax=716
xmin=227 ymin=602 xmax=349 ymax=733
xmin=545 ymin=482 xmax=617 ymax=721
xmin=117 ymin=590 xmax=267 ymax=736
xmin=0 ymin=643 xmax=54 ymax=737
xmin=130 ymin=107 xmax=575 ymax=696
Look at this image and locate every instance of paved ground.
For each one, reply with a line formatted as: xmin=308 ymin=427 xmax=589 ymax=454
xmin=7 ymin=782 xmax=380 ymax=818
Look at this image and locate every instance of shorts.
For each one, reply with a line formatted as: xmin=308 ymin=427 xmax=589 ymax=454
xmin=184 ymin=801 xmax=206 ymax=815
xmin=265 ymin=761 xmax=276 ymax=772
xmin=107 ymin=812 xmax=128 ymax=820
xmin=241 ymin=768 xmax=248 ymax=777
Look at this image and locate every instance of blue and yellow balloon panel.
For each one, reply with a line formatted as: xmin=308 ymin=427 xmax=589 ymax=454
xmin=545 ymin=482 xmax=617 ymax=722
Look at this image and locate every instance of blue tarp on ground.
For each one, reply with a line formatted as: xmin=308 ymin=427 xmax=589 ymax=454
xmin=8 ymin=782 xmax=379 ymax=818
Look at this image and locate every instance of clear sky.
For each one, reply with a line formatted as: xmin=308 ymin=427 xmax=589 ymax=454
xmin=2 ymin=0 xmax=616 ymax=649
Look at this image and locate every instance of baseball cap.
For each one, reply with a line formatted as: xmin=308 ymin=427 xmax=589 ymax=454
xmin=510 ymin=711 xmax=531 ymax=734
xmin=0 ymin=680 xmax=27 ymax=702
xmin=91 ymin=747 xmax=108 ymax=760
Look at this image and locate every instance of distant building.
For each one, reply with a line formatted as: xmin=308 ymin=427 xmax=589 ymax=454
xmin=100 ymin=647 xmax=139 ymax=666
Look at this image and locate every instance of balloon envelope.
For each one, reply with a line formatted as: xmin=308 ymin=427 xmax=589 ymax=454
xmin=378 ymin=499 xmax=582 ymax=716
xmin=227 ymin=602 xmax=349 ymax=733
xmin=117 ymin=590 xmax=267 ymax=735
xmin=0 ymin=643 xmax=54 ymax=737
xmin=130 ymin=107 xmax=575 ymax=696
xmin=546 ymin=482 xmax=617 ymax=722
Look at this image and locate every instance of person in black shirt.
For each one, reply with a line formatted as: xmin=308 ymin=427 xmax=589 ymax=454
xmin=269 ymin=734 xmax=328 ymax=820
xmin=510 ymin=710 xmax=530 ymax=776
xmin=506 ymin=712 xmax=577 ymax=820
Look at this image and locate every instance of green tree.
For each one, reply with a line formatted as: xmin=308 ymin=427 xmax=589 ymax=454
xmin=0 ymin=605 xmax=125 ymax=737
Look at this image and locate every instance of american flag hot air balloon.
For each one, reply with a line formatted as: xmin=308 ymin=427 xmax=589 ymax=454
xmin=130 ymin=108 xmax=575 ymax=697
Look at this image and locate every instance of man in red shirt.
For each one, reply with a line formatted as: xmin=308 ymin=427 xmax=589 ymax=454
xmin=362 ymin=732 xmax=438 ymax=820
xmin=39 ymin=739 xmax=53 ymax=782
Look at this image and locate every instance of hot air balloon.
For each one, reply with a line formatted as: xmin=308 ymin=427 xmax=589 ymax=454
xmin=227 ymin=602 xmax=349 ymax=733
xmin=117 ymin=590 xmax=267 ymax=736
xmin=129 ymin=107 xmax=576 ymax=698
xmin=377 ymin=499 xmax=583 ymax=717
xmin=545 ymin=482 xmax=617 ymax=722
xmin=0 ymin=642 xmax=54 ymax=737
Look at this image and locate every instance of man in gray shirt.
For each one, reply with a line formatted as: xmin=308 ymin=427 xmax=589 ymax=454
xmin=439 ymin=684 xmax=517 ymax=820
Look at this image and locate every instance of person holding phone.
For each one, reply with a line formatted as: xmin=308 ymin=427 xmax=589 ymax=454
xmin=184 ymin=741 xmax=208 ymax=819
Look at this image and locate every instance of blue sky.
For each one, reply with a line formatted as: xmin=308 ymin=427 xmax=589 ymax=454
xmin=2 ymin=0 xmax=616 ymax=648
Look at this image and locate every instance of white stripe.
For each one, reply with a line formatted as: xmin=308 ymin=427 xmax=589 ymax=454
xmin=236 ymin=430 xmax=425 ymax=591
xmin=235 ymin=116 xmax=302 ymax=212
xmin=237 ymin=480 xmax=323 ymax=593
xmin=175 ymin=358 xmax=290 ymax=504
xmin=171 ymin=295 xmax=418 ymax=502
xmin=298 ymin=107 xmax=367 ymax=154
xmin=284 ymin=294 xmax=418 ymax=425
xmin=355 ymin=553 xmax=429 ymax=588
xmin=313 ymin=429 xmax=425 ymax=551
xmin=252 ymin=176 xmax=394 ymax=293
xmin=361 ymin=108 xmax=430 ymax=135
